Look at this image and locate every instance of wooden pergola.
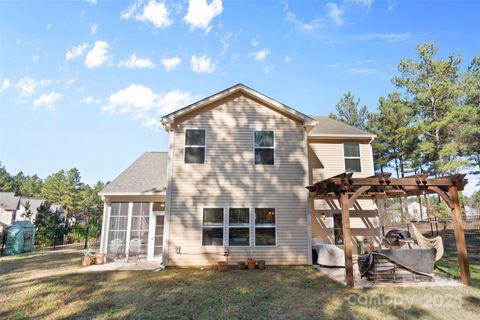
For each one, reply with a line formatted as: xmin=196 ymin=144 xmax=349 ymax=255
xmin=306 ymin=172 xmax=471 ymax=287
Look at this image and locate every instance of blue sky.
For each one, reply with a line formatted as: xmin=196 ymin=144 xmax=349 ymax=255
xmin=0 ymin=0 xmax=479 ymax=194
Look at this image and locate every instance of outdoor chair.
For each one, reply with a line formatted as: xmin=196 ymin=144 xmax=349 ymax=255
xmin=129 ymin=238 xmax=142 ymax=264
xmin=110 ymin=239 xmax=126 ymax=264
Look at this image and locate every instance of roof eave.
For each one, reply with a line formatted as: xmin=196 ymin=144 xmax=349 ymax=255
xmin=308 ymin=133 xmax=377 ymax=139
xmin=98 ymin=192 xmax=167 ymax=196
xmin=160 ymin=84 xmax=317 ymax=131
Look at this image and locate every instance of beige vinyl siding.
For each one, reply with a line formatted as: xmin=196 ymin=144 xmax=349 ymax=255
xmin=308 ymin=138 xmax=380 ymax=248
xmin=167 ymin=94 xmax=309 ymax=266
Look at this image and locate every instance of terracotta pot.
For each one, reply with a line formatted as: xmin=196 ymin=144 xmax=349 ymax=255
xmin=257 ymin=260 xmax=266 ymax=270
xmin=247 ymin=258 xmax=256 ymax=270
xmin=82 ymin=256 xmax=95 ymax=267
xmin=96 ymin=253 xmax=105 ymax=265
xmin=217 ymin=261 xmax=228 ymax=272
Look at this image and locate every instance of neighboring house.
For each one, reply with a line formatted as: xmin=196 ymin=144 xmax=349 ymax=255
xmin=99 ymin=84 xmax=379 ymax=266
xmin=465 ymin=206 xmax=479 ymax=217
xmin=16 ymin=197 xmax=63 ymax=222
xmin=0 ymin=192 xmax=20 ymax=235
xmin=387 ymin=200 xmax=428 ymax=222
xmin=0 ymin=193 xmax=63 ymax=235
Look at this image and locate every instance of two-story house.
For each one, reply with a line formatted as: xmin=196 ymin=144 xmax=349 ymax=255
xmin=99 ymin=84 xmax=378 ymax=266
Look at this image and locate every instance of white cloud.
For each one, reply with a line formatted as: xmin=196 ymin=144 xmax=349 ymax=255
xmin=1 ymin=78 xmax=10 ymax=91
xmin=220 ymin=31 xmax=232 ymax=55
xmin=326 ymin=3 xmax=343 ymax=26
xmin=253 ymin=48 xmax=271 ymax=62
xmin=79 ymin=96 xmax=101 ymax=104
xmin=90 ymin=23 xmax=98 ymax=34
xmin=251 ymin=39 xmax=259 ymax=47
xmin=65 ymin=42 xmax=89 ymax=62
xmin=190 ymin=54 xmax=216 ymax=73
xmin=33 ymin=91 xmax=62 ymax=110
xmin=118 ymin=53 xmax=156 ymax=69
xmin=347 ymin=0 xmax=373 ymax=8
xmin=84 ymin=40 xmax=111 ymax=68
xmin=16 ymin=78 xmax=40 ymax=96
xmin=285 ymin=12 xmax=324 ymax=31
xmin=102 ymin=84 xmax=196 ymax=130
xmin=86 ymin=0 xmax=97 ymax=4
xmin=32 ymin=55 xmax=40 ymax=61
xmin=46 ymin=24 xmax=51 ymax=31
xmin=184 ymin=0 xmax=223 ymax=30
xmin=161 ymin=56 xmax=181 ymax=71
xmin=359 ymin=32 xmax=411 ymax=43
xmin=122 ymin=0 xmax=172 ymax=28
xmin=284 ymin=56 xmax=291 ymax=63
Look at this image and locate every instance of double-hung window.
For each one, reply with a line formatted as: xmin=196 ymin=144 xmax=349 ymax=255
xmin=344 ymin=143 xmax=361 ymax=172
xmin=185 ymin=129 xmax=206 ymax=164
xmin=255 ymin=208 xmax=276 ymax=246
xmin=229 ymin=208 xmax=250 ymax=246
xmin=254 ymin=131 xmax=274 ymax=165
xmin=202 ymin=208 xmax=224 ymax=246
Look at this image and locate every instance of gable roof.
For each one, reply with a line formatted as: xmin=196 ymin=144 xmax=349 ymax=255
xmin=308 ymin=116 xmax=376 ymax=138
xmin=99 ymin=152 xmax=168 ymax=196
xmin=0 ymin=192 xmax=20 ymax=211
xmin=160 ymin=83 xmax=318 ymax=130
xmin=20 ymin=198 xmax=48 ymax=214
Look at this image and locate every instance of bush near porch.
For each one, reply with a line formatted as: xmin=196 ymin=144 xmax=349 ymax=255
xmin=0 ymin=249 xmax=479 ymax=320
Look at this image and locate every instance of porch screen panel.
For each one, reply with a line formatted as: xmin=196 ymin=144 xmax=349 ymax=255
xmin=130 ymin=202 xmax=150 ymax=256
xmin=107 ymin=202 xmax=128 ymax=259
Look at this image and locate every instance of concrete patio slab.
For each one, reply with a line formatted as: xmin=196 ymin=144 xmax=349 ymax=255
xmin=81 ymin=261 xmax=164 ymax=272
xmin=314 ymin=264 xmax=463 ymax=288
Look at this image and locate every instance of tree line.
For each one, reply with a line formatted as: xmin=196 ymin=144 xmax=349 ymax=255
xmin=329 ymin=43 xmax=478 ymax=221
xmin=330 ymin=43 xmax=479 ymax=180
xmin=0 ymin=164 xmax=105 ymax=246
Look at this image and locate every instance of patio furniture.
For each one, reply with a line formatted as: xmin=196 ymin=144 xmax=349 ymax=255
xmin=129 ymin=238 xmax=142 ymax=264
xmin=358 ymin=248 xmax=436 ymax=283
xmin=110 ymin=239 xmax=125 ymax=264
xmin=313 ymin=243 xmax=345 ymax=267
xmin=383 ymin=229 xmax=414 ymax=248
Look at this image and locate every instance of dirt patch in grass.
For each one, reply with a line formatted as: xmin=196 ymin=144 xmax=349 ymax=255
xmin=1 ymin=250 xmax=479 ymax=319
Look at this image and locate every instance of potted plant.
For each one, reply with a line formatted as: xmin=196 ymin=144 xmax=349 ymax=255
xmin=81 ymin=249 xmax=96 ymax=267
xmin=247 ymin=257 xmax=256 ymax=270
xmin=217 ymin=261 xmax=228 ymax=272
xmin=238 ymin=261 xmax=246 ymax=270
xmin=257 ymin=260 xmax=266 ymax=270
xmin=96 ymin=252 xmax=105 ymax=265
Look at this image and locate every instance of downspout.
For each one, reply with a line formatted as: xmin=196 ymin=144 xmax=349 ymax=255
xmin=162 ymin=123 xmax=175 ymax=267
xmin=304 ymin=127 xmax=313 ymax=265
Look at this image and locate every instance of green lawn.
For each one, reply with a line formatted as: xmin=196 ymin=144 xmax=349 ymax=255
xmin=1 ymin=250 xmax=479 ymax=320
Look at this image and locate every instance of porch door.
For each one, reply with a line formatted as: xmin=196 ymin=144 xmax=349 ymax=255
xmin=148 ymin=213 xmax=165 ymax=261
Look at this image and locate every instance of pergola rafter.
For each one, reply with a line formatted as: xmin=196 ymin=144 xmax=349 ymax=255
xmin=306 ymin=172 xmax=471 ymax=287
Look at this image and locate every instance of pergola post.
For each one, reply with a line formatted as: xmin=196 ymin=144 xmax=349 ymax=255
xmin=340 ymin=192 xmax=354 ymax=287
xmin=449 ymin=185 xmax=471 ymax=285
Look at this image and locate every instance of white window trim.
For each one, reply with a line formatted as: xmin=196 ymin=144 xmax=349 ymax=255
xmin=227 ymin=207 xmax=251 ymax=247
xmin=254 ymin=207 xmax=277 ymax=247
xmin=184 ymin=128 xmax=207 ymax=164
xmin=343 ymin=143 xmax=362 ymax=173
xmin=253 ymin=130 xmax=275 ymax=166
xmin=201 ymin=207 xmax=224 ymax=246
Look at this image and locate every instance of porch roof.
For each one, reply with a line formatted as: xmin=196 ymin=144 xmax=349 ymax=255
xmin=99 ymin=152 xmax=168 ymax=196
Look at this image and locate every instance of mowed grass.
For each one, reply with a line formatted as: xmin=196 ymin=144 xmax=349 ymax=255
xmin=1 ymin=250 xmax=480 ymax=320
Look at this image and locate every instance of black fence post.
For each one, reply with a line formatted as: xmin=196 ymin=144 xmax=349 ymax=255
xmin=1 ymin=232 xmax=7 ymax=256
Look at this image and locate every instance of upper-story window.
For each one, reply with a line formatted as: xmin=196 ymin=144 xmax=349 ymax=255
xmin=185 ymin=129 xmax=206 ymax=164
xmin=344 ymin=143 xmax=361 ymax=172
xmin=254 ymin=131 xmax=274 ymax=165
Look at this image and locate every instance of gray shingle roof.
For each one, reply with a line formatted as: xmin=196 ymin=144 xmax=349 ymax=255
xmin=308 ymin=116 xmax=375 ymax=138
xmin=0 ymin=192 xmax=20 ymax=210
xmin=100 ymin=152 xmax=168 ymax=195
xmin=20 ymin=198 xmax=47 ymax=214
